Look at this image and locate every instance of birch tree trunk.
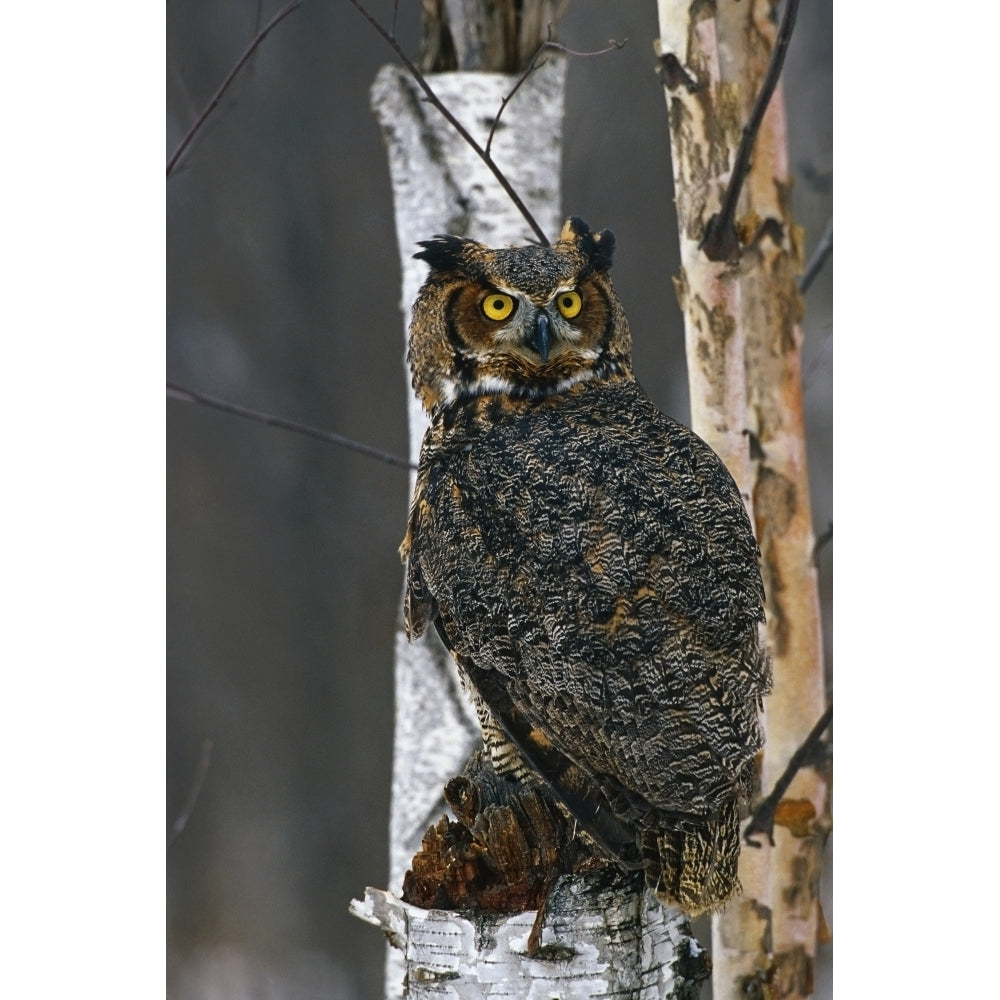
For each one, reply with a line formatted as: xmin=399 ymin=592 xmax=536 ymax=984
xmin=654 ymin=2 xmax=829 ymax=998
xmin=351 ymin=5 xmax=708 ymax=997
xmin=352 ymin=875 xmax=707 ymax=1000
xmin=731 ymin=5 xmax=829 ymax=997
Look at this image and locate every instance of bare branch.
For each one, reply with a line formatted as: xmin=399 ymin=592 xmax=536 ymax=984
xmin=345 ymin=0 xmax=550 ymax=245
xmin=168 ymin=739 xmax=214 ymax=850
xmin=486 ymin=30 xmax=627 ymax=156
xmin=167 ymin=381 xmax=416 ymax=470
xmin=700 ymin=0 xmax=800 ymax=261
xmin=166 ymin=0 xmax=305 ymax=178
xmin=546 ymin=38 xmax=628 ymax=59
xmin=743 ymin=705 xmax=832 ymax=848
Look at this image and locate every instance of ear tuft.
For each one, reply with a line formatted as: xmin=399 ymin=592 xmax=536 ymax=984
xmin=414 ymin=236 xmax=473 ymax=272
xmin=559 ymin=217 xmax=615 ymax=272
xmin=559 ymin=217 xmax=591 ymax=243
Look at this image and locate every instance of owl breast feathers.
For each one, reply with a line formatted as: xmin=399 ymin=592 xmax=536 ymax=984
xmin=401 ymin=217 xmax=771 ymax=914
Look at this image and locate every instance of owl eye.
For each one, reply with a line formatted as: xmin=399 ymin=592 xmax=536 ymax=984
xmin=481 ymin=293 xmax=516 ymax=322
xmin=555 ymin=289 xmax=583 ymax=319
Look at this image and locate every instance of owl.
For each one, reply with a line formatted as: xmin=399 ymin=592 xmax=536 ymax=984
xmin=400 ymin=217 xmax=771 ymax=914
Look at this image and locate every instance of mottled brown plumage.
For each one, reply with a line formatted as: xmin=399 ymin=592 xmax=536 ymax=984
xmin=400 ymin=217 xmax=770 ymax=914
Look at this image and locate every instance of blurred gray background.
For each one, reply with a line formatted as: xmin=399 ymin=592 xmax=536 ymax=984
xmin=166 ymin=2 xmax=831 ymax=997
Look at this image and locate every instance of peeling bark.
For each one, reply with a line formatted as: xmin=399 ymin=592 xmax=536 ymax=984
xmin=400 ymin=747 xmax=606 ymax=914
xmin=350 ymin=878 xmax=709 ymax=1000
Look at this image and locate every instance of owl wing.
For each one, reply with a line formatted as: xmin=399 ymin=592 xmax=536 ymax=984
xmin=404 ymin=380 xmax=769 ymax=857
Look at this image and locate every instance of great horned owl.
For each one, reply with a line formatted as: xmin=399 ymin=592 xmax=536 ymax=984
xmin=400 ymin=217 xmax=770 ymax=914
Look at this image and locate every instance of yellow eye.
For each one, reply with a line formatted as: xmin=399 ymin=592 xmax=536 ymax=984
xmin=555 ymin=289 xmax=582 ymax=319
xmin=481 ymin=293 xmax=516 ymax=322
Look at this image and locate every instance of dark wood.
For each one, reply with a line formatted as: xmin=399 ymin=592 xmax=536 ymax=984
xmin=401 ymin=747 xmax=613 ymax=912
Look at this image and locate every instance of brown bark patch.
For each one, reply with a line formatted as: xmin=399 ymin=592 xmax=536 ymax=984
xmin=772 ymin=945 xmax=814 ymax=999
xmin=401 ymin=747 xmax=607 ymax=912
xmin=772 ymin=798 xmax=816 ymax=838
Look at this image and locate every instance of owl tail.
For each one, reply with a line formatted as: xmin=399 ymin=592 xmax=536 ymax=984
xmin=642 ymin=797 xmax=742 ymax=916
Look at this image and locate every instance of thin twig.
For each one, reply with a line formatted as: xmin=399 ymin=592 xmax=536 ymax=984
xmin=345 ymin=0 xmax=550 ymax=245
xmin=485 ymin=31 xmax=627 ymax=156
xmin=168 ymin=739 xmax=214 ymax=850
xmin=546 ymin=38 xmax=628 ymax=60
xmin=744 ymin=704 xmax=832 ymax=847
xmin=700 ymin=0 xmax=800 ymax=261
xmin=167 ymin=381 xmax=416 ymax=470
xmin=166 ymin=0 xmax=305 ymax=178
xmin=799 ymin=217 xmax=833 ymax=294
xmin=486 ymin=48 xmax=548 ymax=157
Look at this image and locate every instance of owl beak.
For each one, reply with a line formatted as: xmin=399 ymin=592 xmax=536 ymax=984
xmin=528 ymin=311 xmax=552 ymax=362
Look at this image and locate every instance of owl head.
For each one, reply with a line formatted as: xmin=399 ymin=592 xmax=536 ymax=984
xmin=407 ymin=217 xmax=634 ymax=413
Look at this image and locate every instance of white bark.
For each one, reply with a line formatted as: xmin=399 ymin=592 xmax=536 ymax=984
xmin=350 ymin=879 xmax=705 ymax=1000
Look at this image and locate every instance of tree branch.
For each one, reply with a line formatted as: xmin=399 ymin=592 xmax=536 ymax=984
xmin=744 ymin=705 xmax=832 ymax=848
xmin=699 ymin=0 xmax=800 ymax=261
xmin=345 ymin=0 xmax=550 ymax=245
xmin=166 ymin=0 xmax=305 ymax=178
xmin=167 ymin=381 xmax=415 ymax=470
xmin=485 ymin=31 xmax=626 ymax=156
